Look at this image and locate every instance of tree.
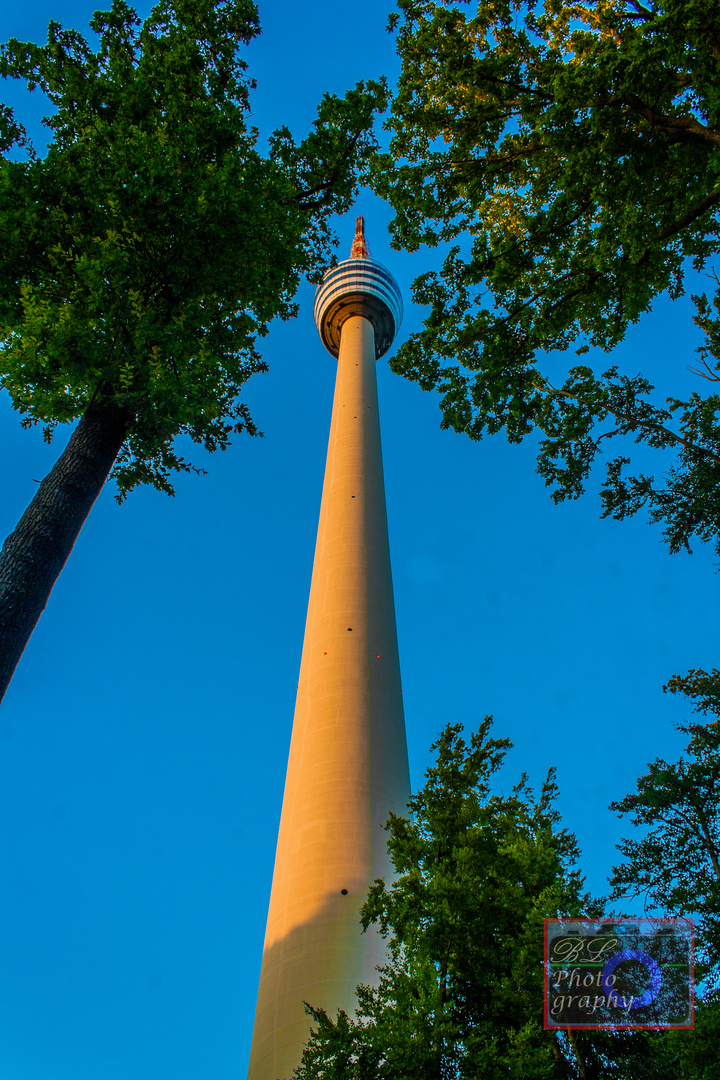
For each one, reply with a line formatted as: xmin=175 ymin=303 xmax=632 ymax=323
xmin=610 ymin=669 xmax=720 ymax=969
xmin=608 ymin=670 xmax=720 ymax=1078
xmin=294 ymin=720 xmax=658 ymax=1080
xmin=0 ymin=0 xmax=385 ymax=699
xmin=373 ymin=0 xmax=720 ymax=557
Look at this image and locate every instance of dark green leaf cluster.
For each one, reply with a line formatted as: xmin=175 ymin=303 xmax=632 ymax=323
xmin=0 ymin=1 xmax=385 ymax=495
xmin=295 ymin=720 xmax=624 ymax=1080
xmin=649 ymin=992 xmax=720 ymax=1080
xmin=610 ymin=669 xmax=720 ymax=970
xmin=374 ymin=0 xmax=720 ymax=555
xmin=295 ymin=717 xmax=720 ymax=1078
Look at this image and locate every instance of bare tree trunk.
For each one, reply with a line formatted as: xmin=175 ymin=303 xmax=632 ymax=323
xmin=0 ymin=397 xmax=130 ymax=703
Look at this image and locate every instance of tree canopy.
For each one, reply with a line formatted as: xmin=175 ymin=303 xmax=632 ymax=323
xmin=294 ymin=719 xmax=720 ymax=1080
xmin=374 ymin=0 xmax=720 ymax=557
xmin=0 ymin=0 xmax=384 ymax=496
xmin=0 ymin=0 xmax=385 ymax=697
xmin=296 ymin=721 xmax=618 ymax=1080
xmin=606 ymin=671 xmax=720 ymax=1077
xmin=610 ymin=669 xmax=720 ymax=972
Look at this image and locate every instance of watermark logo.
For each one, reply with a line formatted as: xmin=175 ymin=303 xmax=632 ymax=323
xmin=544 ymin=918 xmax=694 ymax=1030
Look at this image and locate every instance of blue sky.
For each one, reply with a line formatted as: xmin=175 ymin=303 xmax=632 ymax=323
xmin=0 ymin=3 xmax=718 ymax=1078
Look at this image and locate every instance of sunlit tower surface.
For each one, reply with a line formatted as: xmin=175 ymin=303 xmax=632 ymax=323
xmin=247 ymin=219 xmax=411 ymax=1080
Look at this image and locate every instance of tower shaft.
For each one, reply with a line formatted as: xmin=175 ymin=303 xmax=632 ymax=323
xmin=248 ymin=315 xmax=410 ymax=1080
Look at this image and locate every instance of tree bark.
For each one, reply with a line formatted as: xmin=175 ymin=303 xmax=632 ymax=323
xmin=0 ymin=397 xmax=130 ymax=703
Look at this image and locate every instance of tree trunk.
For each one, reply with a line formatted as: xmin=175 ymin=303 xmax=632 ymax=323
xmin=0 ymin=397 xmax=130 ymax=703
xmin=567 ymin=1029 xmax=588 ymax=1080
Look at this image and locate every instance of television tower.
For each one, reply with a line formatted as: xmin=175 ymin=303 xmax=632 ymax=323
xmin=247 ymin=218 xmax=411 ymax=1080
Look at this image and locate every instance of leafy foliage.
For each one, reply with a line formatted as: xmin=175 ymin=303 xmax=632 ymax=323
xmin=646 ymin=993 xmax=720 ymax=1080
xmin=293 ymin=720 xmax=645 ymax=1080
xmin=0 ymin=0 xmax=385 ymax=495
xmin=294 ymin=718 xmax=720 ymax=1078
xmin=374 ymin=0 xmax=720 ymax=555
xmin=610 ymin=670 xmax=720 ymax=971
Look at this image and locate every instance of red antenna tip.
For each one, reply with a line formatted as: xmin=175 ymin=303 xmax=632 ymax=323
xmin=350 ymin=215 xmax=371 ymax=259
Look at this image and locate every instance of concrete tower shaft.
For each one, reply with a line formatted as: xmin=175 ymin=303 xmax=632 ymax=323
xmin=248 ymin=220 xmax=410 ymax=1080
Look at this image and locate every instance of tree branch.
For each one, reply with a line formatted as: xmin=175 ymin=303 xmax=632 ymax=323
xmin=689 ymin=799 xmax=720 ymax=881
xmin=476 ymin=70 xmax=555 ymax=103
xmin=655 ymin=187 xmax=720 ymax=243
xmin=623 ymin=0 xmax=655 ymax=20
xmin=605 ymin=93 xmax=720 ymax=149
xmin=295 ymin=130 xmax=363 ymax=210
xmin=538 ymin=379 xmax=720 ymax=467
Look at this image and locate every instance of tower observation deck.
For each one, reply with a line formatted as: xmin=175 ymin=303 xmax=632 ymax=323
xmin=247 ymin=218 xmax=411 ymax=1080
xmin=313 ymin=233 xmax=403 ymax=359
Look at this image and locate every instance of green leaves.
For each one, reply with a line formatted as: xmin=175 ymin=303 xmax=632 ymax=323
xmin=295 ymin=714 xmax=720 ymax=1077
xmin=292 ymin=710 xmax=720 ymax=1077
xmin=0 ymin=1 xmax=384 ymax=497
xmin=610 ymin=670 xmax=720 ymax=970
xmin=296 ymin=719 xmax=594 ymax=1079
xmin=375 ymin=0 xmax=720 ymax=555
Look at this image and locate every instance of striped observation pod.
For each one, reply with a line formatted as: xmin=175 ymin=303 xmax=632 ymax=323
xmin=313 ymin=228 xmax=403 ymax=359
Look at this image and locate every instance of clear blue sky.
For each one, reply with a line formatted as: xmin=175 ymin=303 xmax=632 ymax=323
xmin=0 ymin=3 xmax=717 ymax=1078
